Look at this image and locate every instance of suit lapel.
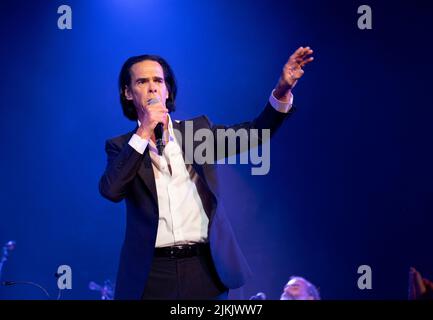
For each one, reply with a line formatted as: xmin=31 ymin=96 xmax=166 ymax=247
xmin=125 ymin=126 xmax=158 ymax=205
xmin=172 ymin=119 xmax=217 ymax=220
xmin=137 ymin=149 xmax=158 ymax=206
xmin=172 ymin=119 xmax=205 ymax=179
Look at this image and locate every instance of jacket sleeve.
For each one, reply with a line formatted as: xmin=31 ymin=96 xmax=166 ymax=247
xmin=207 ymin=102 xmax=295 ymax=160
xmin=99 ymin=138 xmax=145 ymax=203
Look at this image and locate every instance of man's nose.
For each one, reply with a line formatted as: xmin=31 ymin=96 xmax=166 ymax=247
xmin=148 ymin=81 xmax=157 ymax=93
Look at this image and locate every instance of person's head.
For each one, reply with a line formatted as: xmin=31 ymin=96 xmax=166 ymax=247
xmin=119 ymin=55 xmax=177 ymax=121
xmin=280 ymin=276 xmax=320 ymax=300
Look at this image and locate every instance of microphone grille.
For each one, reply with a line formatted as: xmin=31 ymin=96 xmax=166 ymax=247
xmin=147 ymin=98 xmax=159 ymax=105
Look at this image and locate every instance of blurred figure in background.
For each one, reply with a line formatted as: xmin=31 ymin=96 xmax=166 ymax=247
xmin=408 ymin=267 xmax=433 ymax=300
xmin=280 ymin=276 xmax=320 ymax=300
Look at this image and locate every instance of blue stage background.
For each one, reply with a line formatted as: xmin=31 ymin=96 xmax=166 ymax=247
xmin=0 ymin=0 xmax=432 ymax=299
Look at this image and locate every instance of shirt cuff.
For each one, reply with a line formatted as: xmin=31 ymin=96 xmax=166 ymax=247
xmin=128 ymin=134 xmax=149 ymax=155
xmin=269 ymin=90 xmax=294 ymax=113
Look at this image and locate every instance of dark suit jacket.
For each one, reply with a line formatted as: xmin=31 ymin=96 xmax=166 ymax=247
xmin=99 ymin=103 xmax=293 ymax=300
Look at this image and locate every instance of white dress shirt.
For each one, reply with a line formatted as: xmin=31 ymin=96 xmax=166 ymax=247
xmin=128 ymin=91 xmax=293 ymax=247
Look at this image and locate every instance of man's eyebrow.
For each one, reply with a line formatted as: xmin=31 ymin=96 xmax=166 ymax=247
xmin=135 ymin=76 xmax=164 ymax=83
xmin=135 ymin=77 xmax=149 ymax=83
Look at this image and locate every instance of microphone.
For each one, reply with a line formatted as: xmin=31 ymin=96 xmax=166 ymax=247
xmin=89 ymin=280 xmax=114 ymax=300
xmin=249 ymin=292 xmax=266 ymax=300
xmin=88 ymin=281 xmax=102 ymax=291
xmin=147 ymin=98 xmax=165 ymax=156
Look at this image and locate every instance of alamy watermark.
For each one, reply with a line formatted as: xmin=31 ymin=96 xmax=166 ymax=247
xmin=57 ymin=264 xmax=72 ymax=290
xmin=357 ymin=5 xmax=373 ymax=30
xmin=57 ymin=5 xmax=373 ymax=31
xmin=57 ymin=5 xmax=72 ymax=30
xmin=172 ymin=121 xmax=271 ymax=176
xmin=357 ymin=264 xmax=372 ymax=290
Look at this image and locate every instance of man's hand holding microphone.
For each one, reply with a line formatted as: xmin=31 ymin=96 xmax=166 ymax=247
xmin=133 ymin=96 xmax=167 ymax=155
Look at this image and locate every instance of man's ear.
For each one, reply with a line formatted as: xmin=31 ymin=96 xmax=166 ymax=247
xmin=125 ymin=86 xmax=133 ymax=100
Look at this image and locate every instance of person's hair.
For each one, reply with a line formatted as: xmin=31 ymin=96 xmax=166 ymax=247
xmin=282 ymin=276 xmax=321 ymax=300
xmin=118 ymin=54 xmax=177 ymax=121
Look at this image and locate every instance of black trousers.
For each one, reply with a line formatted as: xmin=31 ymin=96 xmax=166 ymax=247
xmin=141 ymin=251 xmax=228 ymax=300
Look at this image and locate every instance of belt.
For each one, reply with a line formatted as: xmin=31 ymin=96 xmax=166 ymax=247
xmin=154 ymin=243 xmax=210 ymax=259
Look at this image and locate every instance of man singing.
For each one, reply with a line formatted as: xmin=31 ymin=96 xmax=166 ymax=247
xmin=99 ymin=47 xmax=314 ymax=299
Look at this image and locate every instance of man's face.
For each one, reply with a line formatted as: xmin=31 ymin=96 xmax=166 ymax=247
xmin=283 ymin=278 xmax=312 ymax=300
xmin=125 ymin=60 xmax=169 ymax=110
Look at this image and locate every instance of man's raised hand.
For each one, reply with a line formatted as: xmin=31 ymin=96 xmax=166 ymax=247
xmin=274 ymin=46 xmax=314 ymax=101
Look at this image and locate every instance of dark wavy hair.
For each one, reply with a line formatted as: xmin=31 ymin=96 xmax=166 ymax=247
xmin=118 ymin=55 xmax=177 ymax=121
